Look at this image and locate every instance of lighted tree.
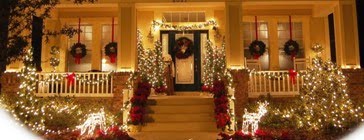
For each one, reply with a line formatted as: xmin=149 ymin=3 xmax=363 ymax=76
xmin=136 ymin=30 xmax=148 ymax=81
xmin=152 ymin=41 xmax=166 ymax=92
xmin=0 ymin=0 xmax=96 ymax=76
xmin=202 ymin=40 xmax=214 ymax=88
xmin=10 ymin=48 xmax=47 ymax=131
xmin=295 ymin=57 xmax=363 ymax=132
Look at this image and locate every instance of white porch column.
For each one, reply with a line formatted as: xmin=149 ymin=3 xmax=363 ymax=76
xmin=225 ymin=1 xmax=243 ymax=68
xmin=333 ymin=1 xmax=360 ymax=68
xmin=117 ymin=3 xmax=137 ymax=71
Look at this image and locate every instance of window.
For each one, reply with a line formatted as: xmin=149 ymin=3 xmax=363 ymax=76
xmin=67 ymin=25 xmax=92 ymax=72
xmin=101 ymin=24 xmax=118 ymax=71
xmin=243 ymin=22 xmax=269 ymax=70
xmin=277 ymin=22 xmax=304 ymax=70
xmin=163 ymin=12 xmax=205 ymax=22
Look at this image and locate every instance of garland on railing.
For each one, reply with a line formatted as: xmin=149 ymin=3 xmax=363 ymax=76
xmin=129 ymin=81 xmax=151 ymax=125
xmin=35 ymin=72 xmax=114 ymax=85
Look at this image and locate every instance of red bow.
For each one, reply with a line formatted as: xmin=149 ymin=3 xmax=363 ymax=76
xmin=74 ymin=54 xmax=82 ymax=64
xmin=289 ymin=69 xmax=297 ymax=85
xmin=291 ymin=52 xmax=296 ymax=61
xmin=109 ymin=54 xmax=117 ymax=63
xmin=67 ymin=72 xmax=76 ymax=86
xmin=253 ymin=54 xmax=260 ymax=59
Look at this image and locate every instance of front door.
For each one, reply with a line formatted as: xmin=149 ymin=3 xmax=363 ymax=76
xmin=161 ymin=30 xmax=208 ymax=91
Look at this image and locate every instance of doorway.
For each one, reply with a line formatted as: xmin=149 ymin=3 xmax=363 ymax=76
xmin=160 ymin=30 xmax=209 ymax=91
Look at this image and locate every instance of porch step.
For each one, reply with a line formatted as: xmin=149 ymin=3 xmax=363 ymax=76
xmin=130 ymin=132 xmax=218 ymax=140
xmin=146 ymin=105 xmax=214 ymax=114
xmin=136 ymin=94 xmax=218 ymax=139
xmin=146 ymin=113 xmax=215 ymax=122
xmin=147 ymin=97 xmax=213 ymax=105
xmin=141 ymin=122 xmax=218 ymax=132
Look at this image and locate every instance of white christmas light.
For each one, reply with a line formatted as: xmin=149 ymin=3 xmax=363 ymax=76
xmin=77 ymin=109 xmax=106 ymax=136
xmin=242 ymin=101 xmax=268 ymax=135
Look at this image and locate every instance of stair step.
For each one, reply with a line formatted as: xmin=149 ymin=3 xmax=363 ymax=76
xmin=130 ymin=132 xmax=218 ymax=140
xmin=141 ymin=122 xmax=218 ymax=132
xmin=146 ymin=113 xmax=215 ymax=122
xmin=148 ymin=97 xmax=213 ymax=105
xmin=146 ymin=105 xmax=214 ymax=114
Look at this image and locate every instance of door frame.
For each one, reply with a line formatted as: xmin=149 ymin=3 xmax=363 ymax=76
xmin=160 ymin=30 xmax=209 ymax=91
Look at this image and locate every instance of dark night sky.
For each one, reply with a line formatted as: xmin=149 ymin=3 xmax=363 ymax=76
xmin=357 ymin=0 xmax=364 ymax=68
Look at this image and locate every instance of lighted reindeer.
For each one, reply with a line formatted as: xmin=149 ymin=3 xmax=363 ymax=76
xmin=77 ymin=109 xmax=106 ymax=136
xmin=242 ymin=101 xmax=268 ymax=135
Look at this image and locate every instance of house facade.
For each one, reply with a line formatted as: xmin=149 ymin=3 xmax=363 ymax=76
xmin=2 ymin=0 xmax=362 ymax=98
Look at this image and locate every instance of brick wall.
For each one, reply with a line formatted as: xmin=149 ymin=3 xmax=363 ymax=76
xmin=343 ymin=69 xmax=364 ymax=104
xmin=0 ymin=72 xmax=20 ymax=95
xmin=111 ymin=72 xmax=132 ymax=113
xmin=230 ymin=70 xmax=250 ymax=125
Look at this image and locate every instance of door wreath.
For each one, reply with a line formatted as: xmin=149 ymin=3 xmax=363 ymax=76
xmin=174 ymin=37 xmax=194 ymax=59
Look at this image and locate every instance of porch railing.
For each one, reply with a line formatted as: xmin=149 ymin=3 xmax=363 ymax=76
xmin=248 ymin=71 xmax=304 ymax=97
xmin=35 ymin=72 xmax=113 ymax=97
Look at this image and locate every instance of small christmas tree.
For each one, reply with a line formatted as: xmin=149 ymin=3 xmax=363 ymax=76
xmin=297 ymin=56 xmax=361 ymax=130
xmin=153 ymin=41 xmax=166 ymax=93
xmin=136 ymin=30 xmax=149 ymax=82
xmin=202 ymin=40 xmax=214 ymax=90
xmin=12 ymin=48 xmax=47 ymax=131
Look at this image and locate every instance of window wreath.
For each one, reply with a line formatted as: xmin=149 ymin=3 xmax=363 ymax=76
xmin=249 ymin=40 xmax=266 ymax=59
xmin=70 ymin=43 xmax=87 ymax=64
xmin=283 ymin=39 xmax=299 ymax=59
xmin=105 ymin=42 xmax=117 ymax=63
xmin=174 ymin=37 xmax=194 ymax=59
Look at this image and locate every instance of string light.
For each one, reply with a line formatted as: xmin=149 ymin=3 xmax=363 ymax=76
xmin=152 ymin=19 xmax=218 ymax=31
xmin=77 ymin=109 xmax=106 ymax=136
xmin=242 ymin=101 xmax=268 ymax=135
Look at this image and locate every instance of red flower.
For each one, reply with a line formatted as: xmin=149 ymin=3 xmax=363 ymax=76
xmin=232 ymin=131 xmax=253 ymax=140
xmin=255 ymin=129 xmax=270 ymax=138
xmin=95 ymin=129 xmax=106 ymax=138
xmin=130 ymin=95 xmax=147 ymax=105
xmin=215 ymin=103 xmax=228 ymax=114
xmin=107 ymin=125 xmax=120 ymax=133
xmin=155 ymin=86 xmax=166 ymax=93
xmin=215 ymin=113 xmax=230 ymax=128
xmin=214 ymin=95 xmax=228 ymax=105
xmin=201 ymin=85 xmax=211 ymax=92
xmin=130 ymin=106 xmax=144 ymax=114
xmin=218 ymin=132 xmax=231 ymax=140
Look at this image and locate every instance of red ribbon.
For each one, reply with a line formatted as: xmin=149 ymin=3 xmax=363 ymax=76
xmin=109 ymin=54 xmax=116 ymax=63
xmin=78 ymin=18 xmax=81 ymax=43
xmin=291 ymin=52 xmax=296 ymax=61
xmin=289 ymin=69 xmax=297 ymax=85
xmin=255 ymin=16 xmax=258 ymax=40
xmin=253 ymin=53 xmax=260 ymax=59
xmin=67 ymin=72 xmax=76 ymax=86
xmin=289 ymin=15 xmax=292 ymax=40
xmin=74 ymin=54 xmax=82 ymax=64
xmin=111 ymin=17 xmax=114 ymax=42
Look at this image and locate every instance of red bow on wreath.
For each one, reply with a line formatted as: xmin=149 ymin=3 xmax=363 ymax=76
xmin=109 ymin=54 xmax=116 ymax=63
xmin=74 ymin=54 xmax=82 ymax=64
xmin=289 ymin=69 xmax=297 ymax=85
xmin=67 ymin=72 xmax=76 ymax=86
